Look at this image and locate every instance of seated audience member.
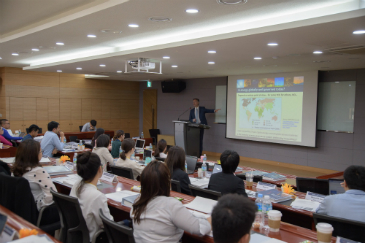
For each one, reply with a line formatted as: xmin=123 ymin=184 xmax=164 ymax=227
xmin=165 ymin=146 xmax=191 ymax=195
xmin=0 ymin=127 xmax=12 ymax=146
xmin=81 ymin=119 xmax=97 ymax=132
xmin=131 ymin=161 xmax=211 ymax=242
xmin=212 ymin=194 xmax=256 ymax=243
xmin=92 ymin=134 xmax=114 ymax=172
xmin=115 ymin=138 xmax=143 ymax=180
xmin=22 ymin=124 xmax=40 ymax=141
xmin=70 ymin=152 xmax=114 ymax=240
xmin=40 ymin=121 xmax=65 ymax=157
xmin=154 ymin=139 xmax=168 ymax=159
xmin=317 ymin=165 xmax=365 ymax=222
xmin=91 ymin=128 xmax=105 ymax=148
xmin=0 ymin=119 xmax=22 ymax=141
xmin=208 ymin=150 xmax=247 ymax=196
xmin=111 ymin=130 xmax=125 ymax=158
xmin=12 ymin=139 xmax=59 ymax=225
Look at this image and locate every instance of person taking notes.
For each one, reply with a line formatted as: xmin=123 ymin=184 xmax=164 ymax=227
xmin=22 ymin=124 xmax=40 ymax=141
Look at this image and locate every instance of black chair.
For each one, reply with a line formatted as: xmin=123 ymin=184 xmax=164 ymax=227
xmin=79 ymin=126 xmax=83 ymax=132
xmin=39 ymin=128 xmax=42 ymax=134
xmin=99 ymin=209 xmax=135 ymax=243
xmin=296 ymin=178 xmax=329 ymax=195
xmin=0 ymin=160 xmax=11 ymax=175
xmin=313 ymin=213 xmax=365 ymax=242
xmin=51 ymin=188 xmax=105 ymax=243
xmin=109 ymin=165 xmax=134 ymax=180
xmin=188 ymin=185 xmax=221 ymax=200
xmin=148 ymin=129 xmax=160 ymax=145
xmin=69 ymin=136 xmax=78 ymax=142
xmin=125 ymin=133 xmax=131 ymax=138
xmin=155 ymin=157 xmax=166 ymax=162
xmin=171 ymin=180 xmax=181 ymax=193
xmin=236 ymin=174 xmax=263 ymax=183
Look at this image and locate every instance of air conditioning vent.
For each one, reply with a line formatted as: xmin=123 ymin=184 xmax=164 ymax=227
xmin=326 ymin=45 xmax=365 ymax=55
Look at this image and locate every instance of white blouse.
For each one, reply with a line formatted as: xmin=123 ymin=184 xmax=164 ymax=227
xmin=130 ymin=196 xmax=211 ymax=243
xmin=23 ymin=167 xmax=57 ymax=211
xmin=115 ymin=158 xmax=144 ymax=180
xmin=92 ymin=147 xmax=114 ymax=172
xmin=159 ymin=153 xmax=167 ymax=159
xmin=70 ymin=179 xmax=114 ymax=240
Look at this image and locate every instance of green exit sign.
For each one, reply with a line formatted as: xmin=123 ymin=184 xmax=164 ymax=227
xmin=147 ymin=81 xmax=152 ymax=87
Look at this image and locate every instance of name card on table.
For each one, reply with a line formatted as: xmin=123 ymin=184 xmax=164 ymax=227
xmin=100 ymin=172 xmax=118 ymax=183
xmin=256 ymin=182 xmax=276 ymax=191
xmin=65 ymin=162 xmax=74 ymax=171
xmin=0 ymin=225 xmax=17 ymax=242
xmin=305 ymin=191 xmax=326 ymax=203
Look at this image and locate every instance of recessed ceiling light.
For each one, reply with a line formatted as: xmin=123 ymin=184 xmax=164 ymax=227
xmin=217 ymin=0 xmax=247 ymax=4
xmin=128 ymin=24 xmax=139 ymax=28
xmin=57 ymin=70 xmax=62 ymax=72
xmin=208 ymin=50 xmax=216 ymax=54
xmin=353 ymin=30 xmax=365 ymax=34
xmin=32 ymin=48 xmax=39 ymax=51
xmin=268 ymin=43 xmax=278 ymax=46
xmin=0 ymin=57 xmax=2 ymax=59
xmin=76 ymin=67 xmax=82 ymax=70
xmin=56 ymin=42 xmax=64 ymax=45
xmin=186 ymin=9 xmax=199 ymax=13
xmin=163 ymin=56 xmax=170 ymax=59
xmin=149 ymin=17 xmax=172 ymax=22
xmin=171 ymin=65 xmax=178 ymax=68
xmin=254 ymin=57 xmax=262 ymax=60
xmin=12 ymin=53 xmax=19 ymax=56
xmin=87 ymin=34 xmax=96 ymax=38
xmin=100 ymin=64 xmax=106 ymax=67
xmin=313 ymin=51 xmax=323 ymax=54
xmin=208 ymin=62 xmax=215 ymax=65
xmin=117 ymin=71 xmax=122 ymax=73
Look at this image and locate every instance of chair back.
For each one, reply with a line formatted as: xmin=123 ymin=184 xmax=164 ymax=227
xmin=313 ymin=213 xmax=365 ymax=242
xmin=109 ymin=165 xmax=134 ymax=180
xmin=125 ymin=133 xmax=131 ymax=138
xmin=296 ymin=178 xmax=329 ymax=195
xmin=99 ymin=209 xmax=135 ymax=243
xmin=236 ymin=174 xmax=263 ymax=183
xmin=50 ymin=188 xmax=90 ymax=243
xmin=148 ymin=129 xmax=160 ymax=145
xmin=188 ymin=185 xmax=221 ymax=200
xmin=171 ymin=180 xmax=181 ymax=193
xmin=69 ymin=136 xmax=78 ymax=142
xmin=79 ymin=126 xmax=83 ymax=132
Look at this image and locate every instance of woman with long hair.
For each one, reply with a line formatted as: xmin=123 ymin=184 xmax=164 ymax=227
xmin=111 ymin=130 xmax=125 ymax=158
xmin=115 ymin=138 xmax=143 ymax=180
xmin=154 ymin=139 xmax=167 ymax=158
xmin=91 ymin=128 xmax=105 ymax=148
xmin=165 ymin=146 xmax=191 ymax=195
xmin=131 ymin=161 xmax=211 ymax=242
xmin=70 ymin=152 xmax=113 ymax=240
xmin=92 ymin=134 xmax=114 ymax=172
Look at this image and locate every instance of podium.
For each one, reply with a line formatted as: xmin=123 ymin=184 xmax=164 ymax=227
xmin=173 ymin=121 xmax=210 ymax=157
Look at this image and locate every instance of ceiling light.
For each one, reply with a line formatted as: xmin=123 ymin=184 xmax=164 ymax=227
xmin=32 ymin=48 xmax=40 ymax=51
xmin=217 ymin=0 xmax=247 ymax=4
xmin=254 ymin=57 xmax=262 ymax=60
xmin=208 ymin=50 xmax=216 ymax=54
xmin=149 ymin=17 xmax=172 ymax=22
xmin=186 ymin=9 xmax=199 ymax=13
xmin=335 ymin=81 xmax=340 ymax=83
xmin=208 ymin=62 xmax=215 ymax=65
xmin=268 ymin=43 xmax=278 ymax=46
xmin=76 ymin=67 xmax=82 ymax=70
xmin=128 ymin=24 xmax=139 ymax=28
xmin=163 ymin=56 xmax=170 ymax=59
xmin=12 ymin=53 xmax=19 ymax=56
xmin=57 ymin=70 xmax=62 ymax=72
xmin=117 ymin=71 xmax=122 ymax=73
xmin=0 ymin=57 xmax=2 ymax=59
xmin=353 ymin=30 xmax=365 ymax=34
xmin=87 ymin=34 xmax=97 ymax=38
xmin=171 ymin=65 xmax=178 ymax=68
xmin=56 ymin=42 xmax=64 ymax=45
xmin=100 ymin=64 xmax=106 ymax=67
xmin=313 ymin=51 xmax=323 ymax=54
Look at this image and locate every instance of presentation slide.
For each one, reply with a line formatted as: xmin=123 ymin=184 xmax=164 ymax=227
xmin=226 ymin=71 xmax=318 ymax=147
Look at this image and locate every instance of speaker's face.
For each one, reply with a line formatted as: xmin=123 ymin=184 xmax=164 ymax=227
xmin=193 ymin=99 xmax=199 ymax=107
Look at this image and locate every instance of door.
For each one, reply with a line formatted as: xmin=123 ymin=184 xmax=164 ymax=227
xmin=143 ymin=89 xmax=157 ymax=138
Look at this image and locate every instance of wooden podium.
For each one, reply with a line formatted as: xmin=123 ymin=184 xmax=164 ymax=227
xmin=173 ymin=121 xmax=210 ymax=157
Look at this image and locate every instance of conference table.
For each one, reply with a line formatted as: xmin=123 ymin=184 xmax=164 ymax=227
xmin=0 ymin=205 xmax=61 ymax=243
xmin=0 ymin=145 xmax=17 ymax=158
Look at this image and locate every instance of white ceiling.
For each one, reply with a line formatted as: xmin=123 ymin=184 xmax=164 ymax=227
xmin=0 ymin=0 xmax=365 ymax=81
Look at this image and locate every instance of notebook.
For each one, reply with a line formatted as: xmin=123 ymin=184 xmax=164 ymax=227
xmin=258 ymin=189 xmax=292 ymax=203
xmin=44 ymin=166 xmax=73 ymax=175
xmin=122 ymin=194 xmax=140 ymax=208
xmin=184 ymin=196 xmax=217 ymax=214
xmin=263 ymin=172 xmax=286 ymax=181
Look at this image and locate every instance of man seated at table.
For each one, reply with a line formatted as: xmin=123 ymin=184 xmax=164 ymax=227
xmin=212 ymin=194 xmax=256 ymax=243
xmin=81 ymin=120 xmax=97 ymax=132
xmin=0 ymin=119 xmax=23 ymax=141
xmin=40 ymin=121 xmax=65 ymax=157
xmin=317 ymin=165 xmax=365 ymax=222
xmin=22 ymin=124 xmax=40 ymax=141
xmin=208 ymin=150 xmax=247 ymax=196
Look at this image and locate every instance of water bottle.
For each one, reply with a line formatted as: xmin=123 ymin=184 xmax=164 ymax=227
xmin=203 ymin=154 xmax=207 ymax=162
xmin=255 ymin=194 xmax=263 ymax=212
xmin=119 ymin=146 xmax=122 ymax=155
xmin=201 ymin=163 xmax=207 ymax=178
xmin=73 ymin=153 xmax=77 ymax=171
xmin=141 ymin=132 xmax=144 ymax=138
xmin=262 ymin=195 xmax=272 ymax=214
xmin=131 ymin=152 xmax=135 ymax=161
xmin=149 ymin=143 xmax=152 ymax=150
xmin=63 ymin=137 xmax=67 ymax=143
xmin=185 ymin=162 xmax=188 ymax=172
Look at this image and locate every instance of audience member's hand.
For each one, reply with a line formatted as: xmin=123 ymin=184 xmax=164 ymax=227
xmin=60 ymin=131 xmax=64 ymax=137
xmin=340 ymin=182 xmax=345 ymax=188
xmin=207 ymin=216 xmax=212 ymax=225
xmin=52 ymin=148 xmax=58 ymax=154
xmin=193 ymin=119 xmax=196 ymax=122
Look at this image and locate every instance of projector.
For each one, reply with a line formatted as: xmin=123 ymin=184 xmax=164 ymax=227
xmin=128 ymin=58 xmax=155 ymax=71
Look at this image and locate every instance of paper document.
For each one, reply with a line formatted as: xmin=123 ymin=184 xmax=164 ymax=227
xmin=184 ymin=196 xmax=217 ymax=214
xmin=8 ymin=234 xmax=54 ymax=243
xmin=190 ymin=178 xmax=210 ymax=188
xmin=249 ymin=233 xmax=287 ymax=243
xmin=290 ymin=198 xmax=320 ymax=212
xmin=245 ymin=189 xmax=257 ymax=197
xmin=40 ymin=157 xmax=51 ymax=163
xmin=0 ymin=157 xmax=15 ymax=163
xmin=187 ymin=209 xmax=210 ymax=219
xmin=106 ymin=190 xmax=140 ymax=203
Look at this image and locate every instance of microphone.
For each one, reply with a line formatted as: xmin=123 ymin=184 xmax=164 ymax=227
xmin=178 ymin=107 xmax=191 ymax=121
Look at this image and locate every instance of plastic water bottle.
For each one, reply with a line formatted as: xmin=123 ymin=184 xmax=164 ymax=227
xmin=141 ymin=132 xmax=144 ymax=138
xmin=255 ymin=194 xmax=264 ymax=212
xmin=262 ymin=195 xmax=272 ymax=214
xmin=73 ymin=153 xmax=77 ymax=170
xmin=201 ymin=163 xmax=207 ymax=178
xmin=63 ymin=137 xmax=67 ymax=143
xmin=119 ymin=146 xmax=122 ymax=155
xmin=203 ymin=154 xmax=207 ymax=162
xmin=149 ymin=143 xmax=152 ymax=150
xmin=185 ymin=162 xmax=188 ymax=172
xmin=131 ymin=152 xmax=135 ymax=161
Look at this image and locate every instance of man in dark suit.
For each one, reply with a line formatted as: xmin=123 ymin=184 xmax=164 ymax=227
xmin=189 ymin=98 xmax=220 ymax=156
xmin=208 ymin=150 xmax=247 ymax=196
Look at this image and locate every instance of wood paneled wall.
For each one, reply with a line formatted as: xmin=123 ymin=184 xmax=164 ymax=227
xmin=0 ymin=67 xmax=140 ymax=136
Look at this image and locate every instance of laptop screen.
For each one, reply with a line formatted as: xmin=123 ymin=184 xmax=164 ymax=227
xmin=144 ymin=149 xmax=152 ymax=160
xmin=329 ymin=179 xmax=345 ymax=195
xmin=186 ymin=156 xmax=197 ymax=172
xmin=212 ymin=164 xmax=223 ymax=174
xmin=135 ymin=139 xmax=145 ymax=149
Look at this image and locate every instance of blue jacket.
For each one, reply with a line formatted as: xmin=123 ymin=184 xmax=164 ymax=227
xmin=189 ymin=106 xmax=215 ymax=125
xmin=2 ymin=129 xmax=22 ymax=141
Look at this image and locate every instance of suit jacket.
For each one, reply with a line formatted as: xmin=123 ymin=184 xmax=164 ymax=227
xmin=172 ymin=168 xmax=191 ymax=195
xmin=189 ymin=106 xmax=215 ymax=125
xmin=208 ymin=172 xmax=248 ymax=197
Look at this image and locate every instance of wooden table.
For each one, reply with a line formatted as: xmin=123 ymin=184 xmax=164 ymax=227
xmin=37 ymin=131 xmax=115 ymax=142
xmin=0 ymin=146 xmax=17 ymax=158
xmin=0 ymin=205 xmax=61 ymax=243
xmin=316 ymin=171 xmax=344 ymax=180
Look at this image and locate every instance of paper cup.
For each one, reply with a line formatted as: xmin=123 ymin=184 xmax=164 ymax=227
xmin=316 ymin=223 xmax=333 ymax=243
xmin=0 ymin=143 xmax=3 ymax=149
xmin=268 ymin=210 xmax=282 ymax=232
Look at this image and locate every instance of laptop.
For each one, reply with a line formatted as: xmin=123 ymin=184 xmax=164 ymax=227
xmin=186 ymin=156 xmax=198 ymax=174
xmin=135 ymin=139 xmax=145 ymax=150
xmin=144 ymin=149 xmax=152 ymax=160
xmin=212 ymin=164 xmax=223 ymax=174
xmin=329 ymin=179 xmax=345 ymax=195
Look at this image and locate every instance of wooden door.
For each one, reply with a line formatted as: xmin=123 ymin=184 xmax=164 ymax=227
xmin=143 ymin=89 xmax=157 ymax=138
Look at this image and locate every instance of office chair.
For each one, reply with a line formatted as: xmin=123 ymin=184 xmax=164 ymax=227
xmin=313 ymin=213 xmax=365 ymax=242
xmin=99 ymin=209 xmax=135 ymax=243
xmin=69 ymin=136 xmax=78 ymax=142
xmin=38 ymin=128 xmax=42 ymax=134
xmin=79 ymin=126 xmax=83 ymax=132
xmin=124 ymin=133 xmax=131 ymax=138
xmin=171 ymin=179 xmax=181 ymax=193
xmin=148 ymin=129 xmax=160 ymax=145
xmin=296 ymin=178 xmax=329 ymax=195
xmin=109 ymin=165 xmax=134 ymax=180
xmin=188 ymin=185 xmax=221 ymax=200
xmin=236 ymin=174 xmax=263 ymax=182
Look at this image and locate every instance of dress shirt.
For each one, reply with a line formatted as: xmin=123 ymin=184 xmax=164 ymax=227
xmin=40 ymin=131 xmax=64 ymax=157
xmin=317 ymin=189 xmax=365 ymax=222
xmin=115 ymin=157 xmax=144 ymax=180
xmin=70 ymin=180 xmax=114 ymax=240
xmin=22 ymin=134 xmax=33 ymax=141
xmin=195 ymin=107 xmax=201 ymax=124
xmin=23 ymin=167 xmax=57 ymax=210
xmin=2 ymin=129 xmax=22 ymax=141
xmin=81 ymin=122 xmax=96 ymax=132
xmin=158 ymin=152 xmax=167 ymax=158
xmin=208 ymin=172 xmax=247 ymax=197
xmin=130 ymin=196 xmax=211 ymax=243
xmin=0 ymin=135 xmax=12 ymax=146
xmin=92 ymin=147 xmax=114 ymax=172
